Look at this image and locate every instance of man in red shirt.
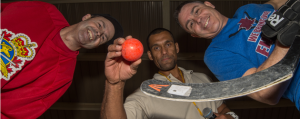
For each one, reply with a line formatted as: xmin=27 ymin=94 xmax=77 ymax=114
xmin=1 ymin=1 xmax=123 ymax=118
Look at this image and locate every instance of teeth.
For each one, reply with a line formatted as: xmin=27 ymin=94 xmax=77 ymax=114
xmin=88 ymin=30 xmax=93 ymax=40
xmin=205 ymin=17 xmax=209 ymax=28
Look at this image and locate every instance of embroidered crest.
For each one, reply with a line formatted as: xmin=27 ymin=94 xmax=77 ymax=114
xmin=1 ymin=29 xmax=38 ymax=81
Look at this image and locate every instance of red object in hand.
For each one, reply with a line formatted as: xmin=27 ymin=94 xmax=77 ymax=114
xmin=122 ymin=38 xmax=144 ymax=61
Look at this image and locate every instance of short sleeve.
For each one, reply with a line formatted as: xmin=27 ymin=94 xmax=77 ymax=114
xmin=124 ymin=90 xmax=149 ymax=119
xmin=204 ymin=47 xmax=256 ymax=81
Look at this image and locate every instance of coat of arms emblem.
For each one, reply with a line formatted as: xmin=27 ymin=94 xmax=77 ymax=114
xmin=1 ymin=29 xmax=38 ymax=81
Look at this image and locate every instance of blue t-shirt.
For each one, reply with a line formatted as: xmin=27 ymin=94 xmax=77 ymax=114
xmin=204 ymin=3 xmax=300 ymax=110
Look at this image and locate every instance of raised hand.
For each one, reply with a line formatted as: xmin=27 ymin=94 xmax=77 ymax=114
xmin=104 ymin=36 xmax=142 ymax=84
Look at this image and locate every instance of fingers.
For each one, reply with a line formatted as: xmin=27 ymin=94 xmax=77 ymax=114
xmin=131 ymin=59 xmax=142 ymax=71
xmin=106 ymin=35 xmax=135 ymax=60
xmin=214 ymin=113 xmax=220 ymax=117
xmin=113 ymin=37 xmax=125 ymax=45
xmin=125 ymin=35 xmax=132 ymax=39
xmin=82 ymin=14 xmax=92 ymax=21
xmin=106 ymin=38 xmax=125 ymax=59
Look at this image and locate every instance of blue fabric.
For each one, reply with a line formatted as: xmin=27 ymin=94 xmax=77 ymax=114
xmin=204 ymin=3 xmax=300 ymax=110
xmin=205 ymin=4 xmax=275 ymax=81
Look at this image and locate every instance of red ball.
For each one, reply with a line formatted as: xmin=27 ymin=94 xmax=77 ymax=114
xmin=122 ymin=38 xmax=144 ymax=61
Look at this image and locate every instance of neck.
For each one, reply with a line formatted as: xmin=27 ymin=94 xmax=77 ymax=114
xmin=60 ymin=24 xmax=81 ymax=51
xmin=159 ymin=65 xmax=184 ymax=82
xmin=221 ymin=15 xmax=229 ymax=30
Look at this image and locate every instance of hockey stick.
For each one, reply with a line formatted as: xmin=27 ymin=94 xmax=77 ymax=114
xmin=140 ymin=36 xmax=300 ymax=102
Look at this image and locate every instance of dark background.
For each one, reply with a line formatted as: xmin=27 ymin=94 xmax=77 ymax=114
xmin=3 ymin=0 xmax=300 ymax=118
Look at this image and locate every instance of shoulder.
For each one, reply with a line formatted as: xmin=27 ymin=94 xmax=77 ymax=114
xmin=238 ymin=3 xmax=273 ymax=10
xmin=191 ymin=72 xmax=212 ymax=83
xmin=125 ymin=89 xmax=150 ymax=103
xmin=233 ymin=3 xmax=274 ymax=17
xmin=4 ymin=1 xmax=56 ymax=9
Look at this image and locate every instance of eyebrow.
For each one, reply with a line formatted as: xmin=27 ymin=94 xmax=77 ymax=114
xmin=150 ymin=44 xmax=158 ymax=50
xmin=185 ymin=5 xmax=199 ymax=31
xmin=150 ymin=40 xmax=174 ymax=49
xmin=100 ymin=20 xmax=106 ymax=28
xmin=99 ymin=20 xmax=109 ymax=40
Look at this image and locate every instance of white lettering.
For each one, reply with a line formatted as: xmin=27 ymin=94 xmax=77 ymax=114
xmin=268 ymin=14 xmax=284 ymax=27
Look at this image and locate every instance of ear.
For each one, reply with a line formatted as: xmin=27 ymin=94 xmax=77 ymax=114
xmin=191 ymin=33 xmax=201 ymax=38
xmin=82 ymin=14 xmax=92 ymax=21
xmin=175 ymin=42 xmax=179 ymax=53
xmin=147 ymin=51 xmax=153 ymax=60
xmin=204 ymin=1 xmax=215 ymax=8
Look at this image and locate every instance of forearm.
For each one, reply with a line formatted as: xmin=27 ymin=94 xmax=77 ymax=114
xmin=265 ymin=0 xmax=288 ymax=10
xmin=257 ymin=42 xmax=289 ymax=72
xmin=101 ymin=80 xmax=127 ymax=119
xmin=217 ymin=104 xmax=230 ymax=114
xmin=246 ymin=42 xmax=290 ymax=104
xmin=216 ymin=104 xmax=234 ymax=119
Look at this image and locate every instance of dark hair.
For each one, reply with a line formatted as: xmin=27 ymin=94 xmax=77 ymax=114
xmin=146 ymin=28 xmax=175 ymax=50
xmin=91 ymin=14 xmax=124 ymax=45
xmin=174 ymin=1 xmax=203 ymax=27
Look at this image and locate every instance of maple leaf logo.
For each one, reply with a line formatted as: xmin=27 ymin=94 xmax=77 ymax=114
xmin=2 ymin=31 xmax=12 ymax=41
xmin=238 ymin=17 xmax=255 ymax=31
xmin=12 ymin=58 xmax=23 ymax=68
xmin=6 ymin=65 xmax=12 ymax=73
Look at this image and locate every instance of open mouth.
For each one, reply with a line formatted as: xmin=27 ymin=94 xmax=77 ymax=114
xmin=205 ymin=16 xmax=210 ymax=28
xmin=88 ymin=30 xmax=93 ymax=40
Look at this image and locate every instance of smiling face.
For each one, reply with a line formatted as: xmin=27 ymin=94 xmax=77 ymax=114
xmin=147 ymin=31 xmax=179 ymax=71
xmin=178 ymin=1 xmax=227 ymax=39
xmin=76 ymin=16 xmax=115 ymax=49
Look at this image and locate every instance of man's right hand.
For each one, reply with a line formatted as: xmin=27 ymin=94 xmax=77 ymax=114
xmin=104 ymin=36 xmax=142 ymax=84
xmin=262 ymin=0 xmax=300 ymax=46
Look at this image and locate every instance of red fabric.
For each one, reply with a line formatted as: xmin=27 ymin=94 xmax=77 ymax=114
xmin=1 ymin=1 xmax=79 ymax=118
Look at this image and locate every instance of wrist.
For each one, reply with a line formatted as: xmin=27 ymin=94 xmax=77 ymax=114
xmin=107 ymin=78 xmax=121 ymax=85
xmin=226 ymin=111 xmax=238 ymax=119
xmin=106 ymin=79 xmax=125 ymax=87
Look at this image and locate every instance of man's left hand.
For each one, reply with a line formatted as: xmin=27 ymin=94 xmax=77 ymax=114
xmin=214 ymin=113 xmax=234 ymax=119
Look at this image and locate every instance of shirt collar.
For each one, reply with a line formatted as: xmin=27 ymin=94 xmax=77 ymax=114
xmin=153 ymin=67 xmax=194 ymax=83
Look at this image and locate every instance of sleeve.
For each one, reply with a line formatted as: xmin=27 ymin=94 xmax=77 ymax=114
xmin=193 ymin=73 xmax=213 ymax=83
xmin=1 ymin=2 xmax=12 ymax=12
xmin=124 ymin=90 xmax=149 ymax=119
xmin=204 ymin=47 xmax=256 ymax=81
xmin=1 ymin=1 xmax=73 ymax=119
xmin=215 ymin=100 xmax=223 ymax=112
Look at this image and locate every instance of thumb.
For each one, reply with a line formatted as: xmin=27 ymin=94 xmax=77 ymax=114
xmin=214 ymin=113 xmax=220 ymax=117
xmin=131 ymin=59 xmax=142 ymax=71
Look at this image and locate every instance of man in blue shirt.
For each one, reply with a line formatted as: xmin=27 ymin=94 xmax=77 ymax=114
xmin=174 ymin=0 xmax=300 ymax=110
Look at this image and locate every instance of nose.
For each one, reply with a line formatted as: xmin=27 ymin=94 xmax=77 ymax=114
xmin=192 ymin=15 xmax=201 ymax=24
xmin=161 ymin=47 xmax=167 ymax=55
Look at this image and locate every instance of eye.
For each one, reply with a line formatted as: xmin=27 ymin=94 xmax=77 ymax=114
xmin=195 ymin=9 xmax=199 ymax=15
xmin=154 ymin=46 xmax=160 ymax=50
xmin=166 ymin=43 xmax=171 ymax=47
xmin=98 ymin=23 xmax=102 ymax=28
xmin=190 ymin=22 xmax=194 ymax=29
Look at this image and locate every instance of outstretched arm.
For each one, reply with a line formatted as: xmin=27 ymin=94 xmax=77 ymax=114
xmin=265 ymin=0 xmax=288 ymax=10
xmin=245 ymin=41 xmax=290 ymax=105
xmin=100 ymin=36 xmax=142 ymax=119
xmin=214 ymin=103 xmax=235 ymax=119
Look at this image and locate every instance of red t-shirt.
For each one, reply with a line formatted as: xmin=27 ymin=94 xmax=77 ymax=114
xmin=1 ymin=1 xmax=79 ymax=118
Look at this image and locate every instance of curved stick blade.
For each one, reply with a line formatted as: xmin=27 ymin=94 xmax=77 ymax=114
xmin=140 ymin=37 xmax=300 ymax=102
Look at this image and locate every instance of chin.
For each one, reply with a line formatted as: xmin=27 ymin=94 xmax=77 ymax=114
xmin=160 ymin=64 xmax=176 ymax=71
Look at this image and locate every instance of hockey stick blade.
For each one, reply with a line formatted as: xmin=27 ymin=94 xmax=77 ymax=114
xmin=140 ymin=36 xmax=300 ymax=102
